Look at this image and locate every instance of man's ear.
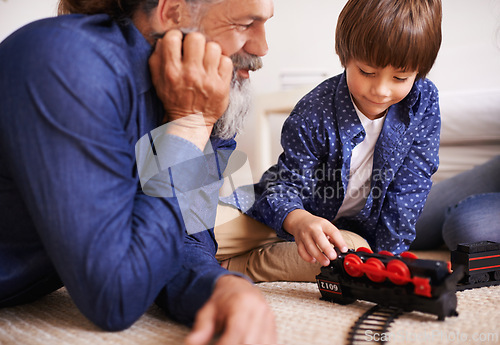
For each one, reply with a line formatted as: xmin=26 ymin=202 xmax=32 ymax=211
xmin=155 ymin=0 xmax=186 ymax=29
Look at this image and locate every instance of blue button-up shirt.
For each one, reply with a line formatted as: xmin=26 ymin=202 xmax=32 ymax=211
xmin=0 ymin=14 xmax=234 ymax=329
xmin=246 ymin=73 xmax=440 ymax=253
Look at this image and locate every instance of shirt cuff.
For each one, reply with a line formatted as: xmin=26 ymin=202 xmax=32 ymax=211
xmin=136 ymin=127 xmax=210 ymax=197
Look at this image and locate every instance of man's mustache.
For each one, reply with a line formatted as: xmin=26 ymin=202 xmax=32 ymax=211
xmin=151 ymin=30 xmax=263 ymax=73
xmin=231 ymin=53 xmax=263 ymax=72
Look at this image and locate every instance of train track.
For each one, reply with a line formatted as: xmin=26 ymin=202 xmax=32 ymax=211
xmin=347 ymin=305 xmax=403 ymax=344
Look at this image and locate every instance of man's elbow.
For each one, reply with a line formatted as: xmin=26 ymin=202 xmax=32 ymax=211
xmin=76 ymin=296 xmax=146 ymax=332
xmin=85 ymin=308 xmax=139 ymax=332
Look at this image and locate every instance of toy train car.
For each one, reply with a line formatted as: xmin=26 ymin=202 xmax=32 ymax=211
xmin=451 ymin=241 xmax=500 ymax=290
xmin=316 ymin=247 xmax=464 ymax=320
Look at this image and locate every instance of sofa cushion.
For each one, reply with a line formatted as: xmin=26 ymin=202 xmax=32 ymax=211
xmin=433 ymin=89 xmax=500 ymax=182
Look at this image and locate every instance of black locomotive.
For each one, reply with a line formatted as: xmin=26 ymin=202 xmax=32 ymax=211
xmin=316 ymin=247 xmax=464 ymax=320
xmin=451 ymin=241 xmax=500 ymax=290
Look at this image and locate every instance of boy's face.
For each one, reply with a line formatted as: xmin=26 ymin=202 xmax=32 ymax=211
xmin=345 ymin=60 xmax=417 ymax=120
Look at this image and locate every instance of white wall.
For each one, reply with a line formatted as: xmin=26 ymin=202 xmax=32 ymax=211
xmin=249 ymin=0 xmax=500 ymax=94
xmin=250 ymin=0 xmax=347 ymax=94
xmin=6 ymin=1 xmax=498 ymax=91
xmin=428 ymin=0 xmax=500 ymax=91
xmin=0 ymin=0 xmax=59 ymax=42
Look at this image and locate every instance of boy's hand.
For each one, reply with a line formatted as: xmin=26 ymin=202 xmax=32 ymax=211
xmin=283 ymin=209 xmax=348 ymax=266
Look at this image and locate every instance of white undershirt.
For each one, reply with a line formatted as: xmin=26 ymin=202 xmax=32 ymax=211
xmin=335 ymin=99 xmax=386 ymax=219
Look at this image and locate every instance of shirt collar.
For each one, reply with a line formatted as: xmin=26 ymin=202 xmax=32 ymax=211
xmin=335 ymin=72 xmax=365 ymax=143
xmin=124 ymin=23 xmax=154 ymax=94
xmin=405 ymin=79 xmax=422 ymax=109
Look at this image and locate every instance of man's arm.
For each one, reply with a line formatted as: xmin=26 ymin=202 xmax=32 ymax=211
xmin=0 ymin=22 xmax=195 ymax=330
xmin=149 ymin=31 xmax=277 ymax=344
xmin=154 ymin=227 xmax=276 ymax=345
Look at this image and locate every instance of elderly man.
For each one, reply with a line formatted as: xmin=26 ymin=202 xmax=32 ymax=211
xmin=0 ymin=0 xmax=275 ymax=344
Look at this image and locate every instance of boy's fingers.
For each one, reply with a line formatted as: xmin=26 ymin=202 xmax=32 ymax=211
xmin=303 ymin=237 xmax=330 ymax=266
xmin=313 ymin=232 xmax=337 ymax=261
xmin=297 ymin=242 xmax=317 ymax=263
xmin=325 ymin=226 xmax=349 ymax=253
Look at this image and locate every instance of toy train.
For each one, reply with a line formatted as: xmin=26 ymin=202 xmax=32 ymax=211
xmin=451 ymin=241 xmax=500 ymax=290
xmin=316 ymin=247 xmax=464 ymax=320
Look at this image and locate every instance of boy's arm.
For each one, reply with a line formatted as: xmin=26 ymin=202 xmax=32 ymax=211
xmin=247 ymin=112 xmax=323 ymax=240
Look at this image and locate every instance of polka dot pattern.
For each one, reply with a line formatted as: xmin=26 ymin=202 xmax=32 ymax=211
xmin=245 ymin=72 xmax=440 ymax=253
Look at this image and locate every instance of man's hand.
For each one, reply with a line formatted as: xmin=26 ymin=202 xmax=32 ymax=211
xmin=185 ymin=275 xmax=277 ymax=345
xmin=283 ymin=209 xmax=348 ymax=266
xmin=149 ymin=30 xmax=233 ymax=149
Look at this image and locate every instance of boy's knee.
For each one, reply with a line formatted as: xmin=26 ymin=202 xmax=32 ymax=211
xmin=339 ymin=230 xmax=370 ymax=251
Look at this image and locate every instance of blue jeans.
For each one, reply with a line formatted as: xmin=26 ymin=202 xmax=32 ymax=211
xmin=411 ymin=155 xmax=500 ymax=250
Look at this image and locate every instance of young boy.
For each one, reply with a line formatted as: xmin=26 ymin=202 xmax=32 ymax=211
xmin=242 ymin=0 xmax=442 ymax=268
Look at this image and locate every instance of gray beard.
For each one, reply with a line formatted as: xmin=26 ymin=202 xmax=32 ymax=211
xmin=212 ymin=75 xmax=252 ymax=140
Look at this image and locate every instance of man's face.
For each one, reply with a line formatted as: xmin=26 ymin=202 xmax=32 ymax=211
xmin=190 ymin=0 xmax=273 ymax=139
xmin=197 ymin=0 xmax=273 ymax=80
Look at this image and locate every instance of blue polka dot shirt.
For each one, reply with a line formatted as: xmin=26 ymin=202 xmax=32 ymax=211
xmin=246 ymin=72 xmax=440 ymax=253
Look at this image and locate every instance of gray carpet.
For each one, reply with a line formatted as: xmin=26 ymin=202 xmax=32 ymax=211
xmin=1 ymin=251 xmax=499 ymax=345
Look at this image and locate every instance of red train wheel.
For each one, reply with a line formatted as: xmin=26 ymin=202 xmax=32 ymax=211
xmin=387 ymin=260 xmax=411 ymax=285
xmin=365 ymin=258 xmax=386 ymax=283
xmin=378 ymin=250 xmax=394 ymax=256
xmin=400 ymin=251 xmax=418 ymax=260
xmin=344 ymin=254 xmax=364 ymax=277
xmin=356 ymin=247 xmax=373 ymax=254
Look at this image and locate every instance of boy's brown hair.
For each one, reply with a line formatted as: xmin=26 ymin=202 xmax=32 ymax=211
xmin=335 ymin=0 xmax=442 ymax=79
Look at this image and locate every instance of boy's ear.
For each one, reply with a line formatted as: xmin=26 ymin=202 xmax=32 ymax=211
xmin=155 ymin=0 xmax=186 ymax=29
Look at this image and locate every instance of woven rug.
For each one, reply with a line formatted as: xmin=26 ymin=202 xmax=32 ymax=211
xmin=1 ymin=251 xmax=499 ymax=345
